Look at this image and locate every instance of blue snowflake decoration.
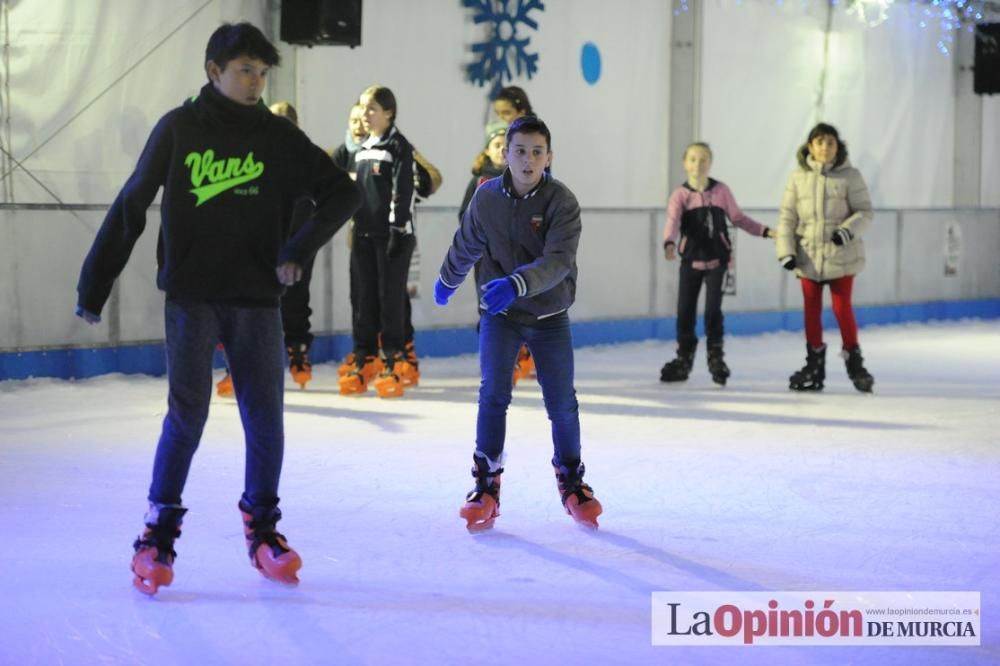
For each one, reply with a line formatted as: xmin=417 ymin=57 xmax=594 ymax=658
xmin=464 ymin=0 xmax=545 ymax=98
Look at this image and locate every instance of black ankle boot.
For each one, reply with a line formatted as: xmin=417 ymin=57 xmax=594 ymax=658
xmin=790 ymin=344 xmax=826 ymax=391
xmin=843 ymin=346 xmax=874 ymax=393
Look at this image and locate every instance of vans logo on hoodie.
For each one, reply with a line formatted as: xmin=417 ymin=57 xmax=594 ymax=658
xmin=184 ymin=149 xmax=265 ymax=206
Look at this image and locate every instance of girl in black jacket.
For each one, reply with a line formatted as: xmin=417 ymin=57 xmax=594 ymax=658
xmin=339 ymin=85 xmax=418 ymax=397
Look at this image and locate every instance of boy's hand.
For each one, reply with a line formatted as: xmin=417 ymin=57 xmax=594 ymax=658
xmin=480 ymin=277 xmax=517 ymax=315
xmin=276 ymin=261 xmax=303 ymax=286
xmin=75 ymin=305 xmax=101 ymax=325
xmin=779 ymin=255 xmax=796 ymax=271
xmin=663 ymin=241 xmax=676 ymax=261
xmin=764 ymin=227 xmax=775 ymax=239
xmin=434 ymin=278 xmax=456 ymax=306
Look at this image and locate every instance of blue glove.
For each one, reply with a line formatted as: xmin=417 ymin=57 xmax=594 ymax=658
xmin=434 ymin=278 xmax=457 ymax=306
xmin=832 ymin=228 xmax=852 ymax=246
xmin=480 ymin=277 xmax=517 ymax=315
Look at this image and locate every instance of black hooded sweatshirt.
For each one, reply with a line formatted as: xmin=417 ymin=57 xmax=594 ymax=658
xmin=77 ymin=83 xmax=360 ymax=313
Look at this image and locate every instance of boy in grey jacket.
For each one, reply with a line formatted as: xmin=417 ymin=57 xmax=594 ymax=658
xmin=434 ymin=116 xmax=603 ymax=531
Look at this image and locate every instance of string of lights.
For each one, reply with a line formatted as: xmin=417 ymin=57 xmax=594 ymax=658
xmin=672 ymin=0 xmax=1000 ymax=55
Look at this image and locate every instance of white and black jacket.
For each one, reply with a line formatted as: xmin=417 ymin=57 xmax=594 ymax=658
xmin=352 ymin=125 xmax=415 ymax=238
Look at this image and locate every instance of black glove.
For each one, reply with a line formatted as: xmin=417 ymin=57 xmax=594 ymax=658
xmin=832 ymin=228 xmax=852 ymax=246
xmin=780 ymin=255 xmax=796 ymax=271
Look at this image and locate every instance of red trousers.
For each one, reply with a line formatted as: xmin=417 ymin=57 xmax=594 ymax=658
xmin=800 ymin=275 xmax=858 ymax=350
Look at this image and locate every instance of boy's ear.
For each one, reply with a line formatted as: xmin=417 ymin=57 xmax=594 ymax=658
xmin=205 ymin=60 xmax=222 ymax=83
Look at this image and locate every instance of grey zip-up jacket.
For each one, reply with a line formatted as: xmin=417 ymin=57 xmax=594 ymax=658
xmin=439 ymin=170 xmax=581 ymax=322
xmin=776 ymin=154 xmax=872 ymax=281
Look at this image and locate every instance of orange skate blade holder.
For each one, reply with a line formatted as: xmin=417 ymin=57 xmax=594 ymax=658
xmin=339 ymin=373 xmax=368 ymax=395
xmin=216 ymin=375 xmax=234 ymax=398
xmin=290 ymin=367 xmax=311 ymax=390
xmin=251 ymin=544 xmax=302 ymax=585
xmin=131 ymin=550 xmax=173 ymax=595
xmin=374 ymin=375 xmax=405 ymax=398
xmin=460 ymin=497 xmax=499 ymax=532
xmin=565 ymin=496 xmax=602 ymax=529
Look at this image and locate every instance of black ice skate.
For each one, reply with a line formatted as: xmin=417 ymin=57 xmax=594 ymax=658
xmin=789 ymin=344 xmax=826 ymax=391
xmin=707 ymin=346 xmax=730 ymax=386
xmin=843 ymin=346 xmax=874 ymax=393
xmin=660 ymin=346 xmax=695 ymax=383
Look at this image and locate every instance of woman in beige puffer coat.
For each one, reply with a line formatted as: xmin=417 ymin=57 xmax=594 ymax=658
xmin=776 ymin=123 xmax=874 ymax=393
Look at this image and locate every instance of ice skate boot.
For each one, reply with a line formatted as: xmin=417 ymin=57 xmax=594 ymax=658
xmin=460 ymin=452 xmax=504 ymax=531
xmin=337 ymin=352 xmax=355 ymax=377
xmin=216 ymin=371 xmax=234 ymax=397
xmin=707 ymin=346 xmax=730 ymax=386
xmin=338 ymin=354 xmax=383 ymax=395
xmin=553 ymin=460 xmax=602 ymax=529
xmin=843 ymin=346 xmax=874 ymax=393
xmin=374 ymin=352 xmax=416 ymax=398
xmin=287 ymin=344 xmax=312 ymax=390
xmin=131 ymin=504 xmax=188 ymax=595
xmin=400 ymin=341 xmax=420 ymax=386
xmin=511 ymin=345 xmax=535 ymax=386
xmin=660 ymin=346 xmax=695 ymax=383
xmin=238 ymin=499 xmax=302 ymax=585
xmin=789 ymin=344 xmax=826 ymax=391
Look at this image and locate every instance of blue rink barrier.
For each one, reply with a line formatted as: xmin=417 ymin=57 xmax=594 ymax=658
xmin=2 ymin=298 xmax=998 ymax=381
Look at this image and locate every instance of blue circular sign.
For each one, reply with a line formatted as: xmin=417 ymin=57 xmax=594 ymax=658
xmin=581 ymin=42 xmax=601 ymax=85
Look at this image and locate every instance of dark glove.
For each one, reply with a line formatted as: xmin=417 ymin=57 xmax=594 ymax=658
xmin=75 ymin=305 xmax=101 ymax=324
xmin=386 ymin=224 xmax=412 ymax=256
xmin=434 ymin=278 xmax=457 ymax=306
xmin=832 ymin=228 xmax=852 ymax=246
xmin=480 ymin=277 xmax=518 ymax=315
xmin=780 ymin=255 xmax=796 ymax=271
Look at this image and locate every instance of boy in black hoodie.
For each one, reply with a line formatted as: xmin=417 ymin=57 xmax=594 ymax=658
xmin=75 ymin=23 xmax=359 ymax=595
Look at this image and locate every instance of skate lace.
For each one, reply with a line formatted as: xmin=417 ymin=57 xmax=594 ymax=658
xmin=467 ymin=466 xmax=503 ymax=502
xmin=245 ymin=519 xmax=292 ymax=557
xmin=133 ymin=524 xmax=181 ymax=563
xmin=559 ymin=481 xmax=596 ymax=506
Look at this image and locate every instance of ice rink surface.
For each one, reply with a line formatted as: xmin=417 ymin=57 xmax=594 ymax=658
xmin=2 ymin=320 xmax=998 ymax=665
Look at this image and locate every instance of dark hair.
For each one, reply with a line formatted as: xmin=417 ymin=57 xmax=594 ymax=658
xmin=361 ymin=85 xmax=397 ymax=125
xmin=798 ymin=122 xmax=849 ymax=169
xmin=506 ymin=115 xmax=551 ymax=150
xmin=205 ymin=22 xmax=280 ymax=72
xmin=494 ymin=86 xmax=533 ymax=116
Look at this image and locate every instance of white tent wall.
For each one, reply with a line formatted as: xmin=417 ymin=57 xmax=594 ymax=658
xmin=296 ymin=0 xmax=672 ymax=209
xmin=699 ymin=1 xmax=958 ymax=209
xmin=6 ymin=0 xmax=267 ymax=204
xmin=984 ymin=95 xmax=1000 ymax=207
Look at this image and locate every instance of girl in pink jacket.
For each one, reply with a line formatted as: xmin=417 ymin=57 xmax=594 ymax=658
xmin=661 ymin=142 xmax=773 ymax=385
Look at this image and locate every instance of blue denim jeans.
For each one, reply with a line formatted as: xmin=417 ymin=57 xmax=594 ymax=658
xmin=148 ymin=300 xmax=285 ymax=509
xmin=476 ymin=311 xmax=581 ymax=467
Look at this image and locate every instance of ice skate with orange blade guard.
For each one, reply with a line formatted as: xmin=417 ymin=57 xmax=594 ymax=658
xmin=374 ymin=352 xmax=415 ymax=398
xmin=287 ymin=344 xmax=312 ymax=389
xmin=460 ymin=452 xmax=504 ymax=531
xmin=553 ymin=460 xmax=602 ymax=529
xmin=239 ymin=500 xmax=302 ymax=585
xmin=339 ymin=355 xmax=383 ymax=395
xmin=131 ymin=505 xmax=187 ymax=595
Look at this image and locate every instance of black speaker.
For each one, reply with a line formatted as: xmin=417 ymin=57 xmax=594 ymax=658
xmin=280 ymin=0 xmax=362 ymax=47
xmin=974 ymin=23 xmax=1000 ymax=95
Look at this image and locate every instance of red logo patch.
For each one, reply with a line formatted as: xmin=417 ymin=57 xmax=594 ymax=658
xmin=530 ymin=214 xmax=543 ymax=233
